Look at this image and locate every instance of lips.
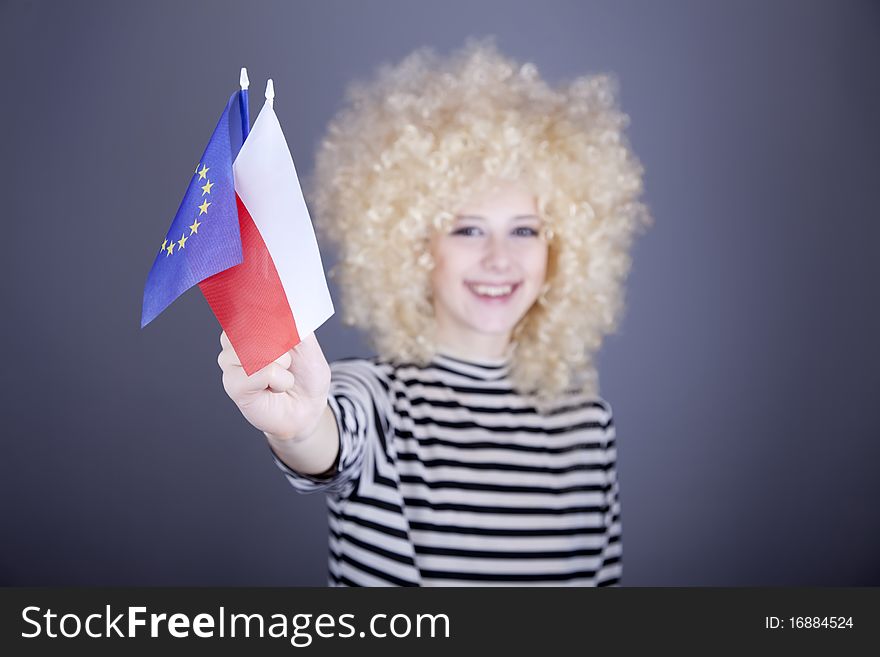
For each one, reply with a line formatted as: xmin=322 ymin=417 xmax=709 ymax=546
xmin=465 ymin=281 xmax=521 ymax=300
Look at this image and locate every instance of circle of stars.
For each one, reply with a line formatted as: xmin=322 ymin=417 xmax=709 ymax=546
xmin=159 ymin=162 xmax=211 ymax=257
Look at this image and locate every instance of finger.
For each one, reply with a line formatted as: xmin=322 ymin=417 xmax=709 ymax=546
xmin=222 ymin=363 xmax=263 ymax=399
xmin=290 ymin=332 xmax=325 ymax=363
xmin=222 ymin=366 xmax=248 ymax=400
xmin=274 ymin=351 xmax=292 ymax=371
xmin=231 ymin=362 xmax=293 ymax=396
xmin=265 ymin=364 xmax=296 ymax=393
xmin=220 ymin=330 xmax=231 ymax=350
xmin=217 ymin=343 xmax=242 ymax=370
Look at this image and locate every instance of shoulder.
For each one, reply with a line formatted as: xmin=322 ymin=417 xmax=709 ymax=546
xmin=330 ymin=356 xmax=390 ymax=376
xmin=583 ymin=394 xmax=613 ymax=427
xmin=329 ymin=357 xmax=395 ymax=397
xmin=330 ymin=356 xmax=434 ymax=385
xmin=541 ymin=388 xmax=615 ymax=433
xmin=329 ymin=356 xmax=385 ymax=377
xmin=328 ymin=357 xmax=398 ymax=432
xmin=595 ymin=396 xmax=614 ymax=423
xmin=563 ymin=369 xmax=614 ymax=423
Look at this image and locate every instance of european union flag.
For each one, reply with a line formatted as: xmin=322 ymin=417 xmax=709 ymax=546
xmin=141 ymin=91 xmax=246 ymax=328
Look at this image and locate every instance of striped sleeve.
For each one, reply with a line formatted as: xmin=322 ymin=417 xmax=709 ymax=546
xmin=270 ymin=359 xmax=390 ymax=501
xmin=596 ymin=400 xmax=623 ymax=586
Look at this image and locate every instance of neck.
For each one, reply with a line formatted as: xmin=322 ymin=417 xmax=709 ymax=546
xmin=433 ymin=309 xmax=515 ymax=361
xmin=434 ymin=335 xmax=512 ymax=362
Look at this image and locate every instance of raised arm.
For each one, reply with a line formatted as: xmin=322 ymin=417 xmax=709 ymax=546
xmin=217 ymin=330 xmax=339 ymax=476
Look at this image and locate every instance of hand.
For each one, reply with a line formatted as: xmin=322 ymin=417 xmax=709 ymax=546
xmin=217 ymin=330 xmax=331 ymax=441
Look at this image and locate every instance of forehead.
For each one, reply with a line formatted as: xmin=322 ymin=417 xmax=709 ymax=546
xmin=454 ymin=179 xmax=538 ymax=217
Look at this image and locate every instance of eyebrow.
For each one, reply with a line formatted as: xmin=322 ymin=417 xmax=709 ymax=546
xmin=454 ymin=214 xmax=541 ymax=222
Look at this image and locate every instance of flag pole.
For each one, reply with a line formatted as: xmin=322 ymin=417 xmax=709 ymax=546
xmin=265 ymin=79 xmax=275 ymax=109
xmin=239 ymin=67 xmax=250 ymax=139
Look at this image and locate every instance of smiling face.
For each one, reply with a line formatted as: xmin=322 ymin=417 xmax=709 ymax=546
xmin=430 ymin=179 xmax=549 ymax=360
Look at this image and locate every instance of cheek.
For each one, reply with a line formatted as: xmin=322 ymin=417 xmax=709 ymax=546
xmin=432 ymin=247 xmax=470 ymax=284
xmin=430 ymin=257 xmax=463 ymax=308
xmin=524 ymin=245 xmax=549 ymax=283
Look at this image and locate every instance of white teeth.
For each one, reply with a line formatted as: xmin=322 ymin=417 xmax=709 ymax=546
xmin=469 ymin=283 xmax=515 ymax=297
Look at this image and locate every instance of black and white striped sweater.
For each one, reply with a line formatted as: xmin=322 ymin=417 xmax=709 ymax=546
xmin=270 ymin=352 xmax=621 ymax=586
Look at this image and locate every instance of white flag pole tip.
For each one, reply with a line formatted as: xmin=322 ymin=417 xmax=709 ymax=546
xmin=240 ymin=68 xmax=249 ymax=90
xmin=265 ymin=79 xmax=275 ymax=107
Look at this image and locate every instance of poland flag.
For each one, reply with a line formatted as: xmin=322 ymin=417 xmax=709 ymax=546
xmin=198 ymin=84 xmax=334 ymax=375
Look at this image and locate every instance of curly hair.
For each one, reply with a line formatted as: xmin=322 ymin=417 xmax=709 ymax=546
xmin=309 ymin=37 xmax=651 ymax=400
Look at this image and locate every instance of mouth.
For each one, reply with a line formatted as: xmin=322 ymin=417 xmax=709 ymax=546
xmin=464 ymin=281 xmax=522 ymax=302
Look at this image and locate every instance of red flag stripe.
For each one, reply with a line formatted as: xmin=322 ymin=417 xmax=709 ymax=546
xmin=198 ymin=194 xmax=300 ymax=375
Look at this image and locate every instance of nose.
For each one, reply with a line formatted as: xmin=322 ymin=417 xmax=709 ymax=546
xmin=482 ymin=234 xmax=512 ymax=273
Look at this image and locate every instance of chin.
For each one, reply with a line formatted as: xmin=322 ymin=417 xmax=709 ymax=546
xmin=472 ymin=296 xmax=536 ymax=321
xmin=462 ymin=309 xmax=528 ymax=336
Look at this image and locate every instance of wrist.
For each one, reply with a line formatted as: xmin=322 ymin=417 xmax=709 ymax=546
xmin=264 ymin=401 xmax=330 ymax=445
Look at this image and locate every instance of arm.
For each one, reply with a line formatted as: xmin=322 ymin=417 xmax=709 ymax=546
xmin=217 ymin=329 xmax=340 ymax=481
xmin=597 ymin=401 xmax=623 ymax=586
xmin=266 ymin=359 xmax=389 ymax=498
xmin=264 ymin=403 xmax=340 ymax=476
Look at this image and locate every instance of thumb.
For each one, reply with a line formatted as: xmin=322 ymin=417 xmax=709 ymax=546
xmin=274 ymin=351 xmax=292 ymax=371
xmin=288 ymin=332 xmax=324 ymax=367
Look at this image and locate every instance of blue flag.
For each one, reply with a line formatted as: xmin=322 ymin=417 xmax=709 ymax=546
xmin=141 ymin=91 xmax=246 ymax=328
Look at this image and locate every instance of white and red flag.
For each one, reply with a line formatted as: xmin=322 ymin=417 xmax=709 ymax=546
xmin=198 ymin=81 xmax=334 ymax=375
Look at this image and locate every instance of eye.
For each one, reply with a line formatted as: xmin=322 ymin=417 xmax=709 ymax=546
xmin=450 ymin=225 xmax=483 ymax=237
xmin=512 ymin=226 xmax=540 ymax=237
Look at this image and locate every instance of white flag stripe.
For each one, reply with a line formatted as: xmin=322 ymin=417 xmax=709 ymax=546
xmin=233 ymin=100 xmax=334 ymax=336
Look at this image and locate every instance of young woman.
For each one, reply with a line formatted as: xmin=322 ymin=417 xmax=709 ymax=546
xmin=217 ymin=40 xmax=651 ymax=586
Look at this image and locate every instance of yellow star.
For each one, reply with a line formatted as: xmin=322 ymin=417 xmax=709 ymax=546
xmin=161 ymin=238 xmax=168 ymax=252
xmin=194 ymin=163 xmax=200 ymax=175
xmin=166 ymin=241 xmax=174 ymax=255
xmin=189 ymin=218 xmax=201 ymax=234
xmin=198 ymin=199 xmax=211 ymax=215
xmin=201 ymin=179 xmax=214 ymax=195
xmin=178 ymin=233 xmax=188 ymax=250
xmin=197 ymin=164 xmax=209 ymax=180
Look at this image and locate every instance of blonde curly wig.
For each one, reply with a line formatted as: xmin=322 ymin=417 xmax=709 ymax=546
xmin=310 ymin=37 xmax=651 ymax=399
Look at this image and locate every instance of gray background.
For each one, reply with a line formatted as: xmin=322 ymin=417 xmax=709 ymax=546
xmin=1 ymin=0 xmax=878 ymax=586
